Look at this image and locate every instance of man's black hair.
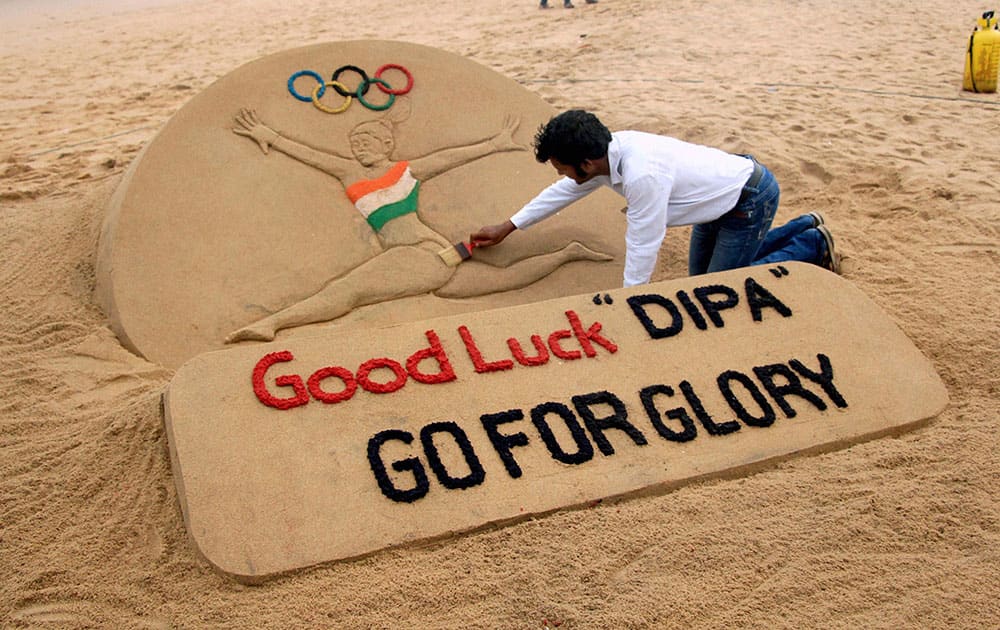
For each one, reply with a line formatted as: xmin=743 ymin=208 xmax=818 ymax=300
xmin=533 ymin=110 xmax=612 ymax=168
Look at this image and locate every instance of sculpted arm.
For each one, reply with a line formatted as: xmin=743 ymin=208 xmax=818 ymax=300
xmin=408 ymin=115 xmax=526 ymax=181
xmin=233 ymin=108 xmax=355 ymax=180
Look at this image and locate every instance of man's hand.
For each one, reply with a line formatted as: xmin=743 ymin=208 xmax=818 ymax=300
xmin=233 ymin=108 xmax=279 ymax=154
xmin=470 ymin=220 xmax=517 ymax=248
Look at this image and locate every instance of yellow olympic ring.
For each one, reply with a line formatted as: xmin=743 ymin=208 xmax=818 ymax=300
xmin=312 ymin=81 xmax=352 ymax=114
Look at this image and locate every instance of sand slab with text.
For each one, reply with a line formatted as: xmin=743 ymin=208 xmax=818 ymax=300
xmin=164 ymin=263 xmax=948 ymax=581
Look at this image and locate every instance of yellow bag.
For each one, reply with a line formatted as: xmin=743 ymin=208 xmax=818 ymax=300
xmin=963 ymin=10 xmax=1000 ymax=93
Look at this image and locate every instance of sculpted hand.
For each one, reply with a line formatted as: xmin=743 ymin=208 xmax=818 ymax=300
xmin=470 ymin=220 xmax=516 ymax=248
xmin=490 ymin=115 xmax=524 ymax=152
xmin=233 ymin=108 xmax=279 ymax=154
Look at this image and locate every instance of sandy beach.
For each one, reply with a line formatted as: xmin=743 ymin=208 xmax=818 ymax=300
xmin=2 ymin=0 xmax=999 ymax=627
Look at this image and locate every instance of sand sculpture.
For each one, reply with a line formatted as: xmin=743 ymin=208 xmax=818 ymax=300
xmin=225 ymin=105 xmax=610 ymax=343
xmin=165 ymin=264 xmax=948 ymax=581
xmin=95 ymin=39 xmax=949 ymax=585
xmin=96 ymin=40 xmax=625 ymax=368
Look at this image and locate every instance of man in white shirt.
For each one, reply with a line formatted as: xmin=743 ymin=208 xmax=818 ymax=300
xmin=470 ymin=110 xmax=838 ymax=287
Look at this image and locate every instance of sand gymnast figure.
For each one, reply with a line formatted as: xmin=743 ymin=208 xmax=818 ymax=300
xmin=226 ymin=106 xmax=611 ymax=342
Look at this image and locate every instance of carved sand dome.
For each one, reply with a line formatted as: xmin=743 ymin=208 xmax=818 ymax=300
xmin=96 ymin=40 xmax=625 ymax=368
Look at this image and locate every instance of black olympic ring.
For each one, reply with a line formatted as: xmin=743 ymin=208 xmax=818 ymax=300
xmin=331 ymin=65 xmax=371 ymax=97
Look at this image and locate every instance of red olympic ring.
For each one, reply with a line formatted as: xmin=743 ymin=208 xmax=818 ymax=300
xmin=374 ymin=64 xmax=414 ymax=95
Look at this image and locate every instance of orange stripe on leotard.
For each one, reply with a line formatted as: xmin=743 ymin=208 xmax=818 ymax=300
xmin=345 ymin=161 xmax=410 ymax=204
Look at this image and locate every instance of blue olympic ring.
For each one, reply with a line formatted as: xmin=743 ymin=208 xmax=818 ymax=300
xmin=287 ymin=70 xmax=325 ymax=102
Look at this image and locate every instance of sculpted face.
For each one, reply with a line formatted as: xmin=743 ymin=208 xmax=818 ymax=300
xmin=350 ymin=129 xmax=393 ymax=167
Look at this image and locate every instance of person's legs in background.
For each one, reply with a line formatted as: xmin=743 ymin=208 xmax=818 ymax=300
xmin=688 ymin=220 xmax=720 ymax=276
xmin=689 ymin=166 xmax=780 ymax=275
xmin=752 ymin=223 xmax=841 ymax=273
xmin=756 ymin=212 xmax=824 ymax=259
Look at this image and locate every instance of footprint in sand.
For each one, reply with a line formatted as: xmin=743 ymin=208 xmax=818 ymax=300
xmin=931 ymin=242 xmax=998 ymax=255
xmin=798 ymin=159 xmax=834 ymax=184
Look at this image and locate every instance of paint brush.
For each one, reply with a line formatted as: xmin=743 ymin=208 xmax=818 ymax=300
xmin=437 ymin=241 xmax=475 ymax=267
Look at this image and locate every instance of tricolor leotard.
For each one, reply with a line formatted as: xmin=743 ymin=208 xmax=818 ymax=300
xmin=345 ymin=161 xmax=420 ymax=232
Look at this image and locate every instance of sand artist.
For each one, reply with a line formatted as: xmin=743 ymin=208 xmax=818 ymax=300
xmin=472 ymin=110 xmax=841 ymax=284
xmin=226 ymin=106 xmax=611 ymax=343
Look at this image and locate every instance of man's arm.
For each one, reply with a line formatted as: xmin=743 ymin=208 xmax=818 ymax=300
xmin=509 ymin=176 xmax=602 ymax=228
xmin=471 ymin=176 xmax=601 ymax=248
xmin=621 ymin=175 xmax=669 ymax=287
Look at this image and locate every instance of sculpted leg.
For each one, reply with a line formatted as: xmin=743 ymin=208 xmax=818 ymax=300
xmin=226 ymin=245 xmax=454 ymax=342
xmin=435 ymin=241 xmax=613 ymax=298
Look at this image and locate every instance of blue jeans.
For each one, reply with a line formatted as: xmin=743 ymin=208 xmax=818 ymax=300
xmin=688 ymin=160 xmax=780 ymax=275
xmin=751 ymin=214 xmax=826 ymax=267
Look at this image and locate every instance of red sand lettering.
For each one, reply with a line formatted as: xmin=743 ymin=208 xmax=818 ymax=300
xmin=459 ymin=310 xmax=618 ymax=373
xmin=252 ymin=330 xmax=456 ymax=409
xmin=252 ymin=311 xmax=617 ymax=409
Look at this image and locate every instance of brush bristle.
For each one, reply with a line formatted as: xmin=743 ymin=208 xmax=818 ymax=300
xmin=437 ymin=242 xmax=473 ymax=267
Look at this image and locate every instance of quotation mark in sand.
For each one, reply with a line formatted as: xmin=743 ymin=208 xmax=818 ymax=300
xmin=769 ymin=265 xmax=790 ymax=278
xmin=592 ymin=293 xmax=614 ymax=305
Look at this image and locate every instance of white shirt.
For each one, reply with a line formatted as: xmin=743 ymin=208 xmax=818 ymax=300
xmin=510 ymin=131 xmax=755 ymax=287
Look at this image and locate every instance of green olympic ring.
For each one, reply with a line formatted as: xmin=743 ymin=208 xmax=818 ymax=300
xmin=356 ymin=78 xmax=396 ymax=111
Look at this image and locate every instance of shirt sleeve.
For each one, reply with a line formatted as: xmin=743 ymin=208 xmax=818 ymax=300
xmin=622 ymin=173 xmax=669 ymax=287
xmin=509 ymin=176 xmax=602 ymax=229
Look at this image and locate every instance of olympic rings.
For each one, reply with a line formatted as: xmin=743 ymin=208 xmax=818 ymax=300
xmin=312 ymin=81 xmax=352 ymax=114
xmin=287 ymin=70 xmax=325 ymax=102
xmin=286 ymin=63 xmax=413 ymax=114
xmin=356 ymin=78 xmax=396 ymax=111
xmin=331 ymin=65 xmax=370 ymax=97
xmin=374 ymin=64 xmax=414 ymax=95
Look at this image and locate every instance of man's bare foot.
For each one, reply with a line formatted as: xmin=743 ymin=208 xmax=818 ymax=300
xmin=225 ymin=322 xmax=277 ymax=343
